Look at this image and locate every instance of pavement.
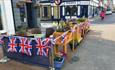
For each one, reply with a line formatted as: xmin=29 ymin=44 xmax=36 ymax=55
xmin=0 ymin=47 xmax=47 ymax=70
xmin=62 ymin=13 xmax=115 ymax=70
xmin=0 ymin=13 xmax=115 ymax=70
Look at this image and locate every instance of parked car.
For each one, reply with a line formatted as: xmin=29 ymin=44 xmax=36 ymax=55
xmin=112 ymin=10 xmax=115 ymax=13
xmin=106 ymin=8 xmax=112 ymax=15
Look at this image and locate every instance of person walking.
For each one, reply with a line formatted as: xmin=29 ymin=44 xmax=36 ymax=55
xmin=100 ymin=10 xmax=105 ymax=20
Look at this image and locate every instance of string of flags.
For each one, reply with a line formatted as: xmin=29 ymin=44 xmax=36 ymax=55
xmin=0 ymin=26 xmax=78 ymax=56
xmin=0 ymin=22 xmax=90 ymax=57
xmin=98 ymin=0 xmax=110 ymax=9
xmin=1 ymin=36 xmax=50 ymax=57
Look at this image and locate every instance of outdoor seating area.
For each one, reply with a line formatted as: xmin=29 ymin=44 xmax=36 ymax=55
xmin=0 ymin=18 xmax=90 ymax=70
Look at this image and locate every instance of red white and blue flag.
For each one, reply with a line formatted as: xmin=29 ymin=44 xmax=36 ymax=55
xmin=0 ymin=35 xmax=4 ymax=44
xmin=7 ymin=37 xmax=17 ymax=52
xmin=19 ymin=37 xmax=27 ymax=54
xmin=61 ymin=32 xmax=67 ymax=43
xmin=25 ymin=39 xmax=32 ymax=56
xmin=35 ymin=38 xmax=50 ymax=56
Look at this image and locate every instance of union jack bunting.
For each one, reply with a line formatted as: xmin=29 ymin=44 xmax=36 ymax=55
xmin=61 ymin=32 xmax=68 ymax=43
xmin=35 ymin=38 xmax=50 ymax=56
xmin=50 ymin=36 xmax=56 ymax=45
xmin=25 ymin=39 xmax=32 ymax=56
xmin=0 ymin=35 xmax=4 ymax=44
xmin=19 ymin=37 xmax=27 ymax=54
xmin=71 ymin=29 xmax=76 ymax=33
xmin=7 ymin=37 xmax=17 ymax=52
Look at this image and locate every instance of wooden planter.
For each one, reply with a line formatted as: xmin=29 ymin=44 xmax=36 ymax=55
xmin=53 ymin=31 xmax=72 ymax=54
xmin=53 ymin=25 xmax=83 ymax=55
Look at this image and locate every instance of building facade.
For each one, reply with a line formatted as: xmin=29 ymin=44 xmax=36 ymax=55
xmin=37 ymin=0 xmax=99 ymax=21
xmin=11 ymin=0 xmax=40 ymax=28
xmin=0 ymin=0 xmax=102 ymax=35
xmin=0 ymin=0 xmax=15 ymax=35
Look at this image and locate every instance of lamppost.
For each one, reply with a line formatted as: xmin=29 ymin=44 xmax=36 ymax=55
xmin=49 ymin=1 xmax=62 ymax=70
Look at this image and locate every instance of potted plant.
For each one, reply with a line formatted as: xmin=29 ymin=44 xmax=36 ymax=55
xmin=15 ymin=25 xmax=27 ymax=36
xmin=77 ymin=18 xmax=87 ymax=24
xmin=56 ymin=21 xmax=71 ymax=32
xmin=54 ymin=56 xmax=65 ymax=69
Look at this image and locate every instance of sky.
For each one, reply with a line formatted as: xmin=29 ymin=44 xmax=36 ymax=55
xmin=113 ymin=0 xmax=114 ymax=3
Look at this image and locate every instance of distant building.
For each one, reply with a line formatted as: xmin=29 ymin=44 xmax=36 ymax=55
xmin=11 ymin=0 xmax=40 ymax=28
xmin=37 ymin=0 xmax=100 ymax=21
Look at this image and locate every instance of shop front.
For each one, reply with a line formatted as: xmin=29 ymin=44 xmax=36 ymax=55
xmin=88 ymin=0 xmax=99 ymax=18
xmin=50 ymin=1 xmax=78 ymax=21
xmin=38 ymin=0 xmax=99 ymax=21
xmin=61 ymin=1 xmax=89 ymax=19
xmin=12 ymin=0 xmax=39 ymax=28
xmin=63 ymin=1 xmax=78 ymax=19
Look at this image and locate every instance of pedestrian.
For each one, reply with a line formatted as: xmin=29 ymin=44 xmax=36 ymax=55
xmin=100 ymin=10 xmax=105 ymax=20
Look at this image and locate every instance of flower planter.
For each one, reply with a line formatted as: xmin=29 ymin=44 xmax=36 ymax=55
xmin=54 ymin=57 xmax=65 ymax=69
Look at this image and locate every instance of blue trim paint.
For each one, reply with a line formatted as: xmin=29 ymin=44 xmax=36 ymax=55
xmin=79 ymin=5 xmax=88 ymax=18
xmin=51 ymin=16 xmax=54 ymax=21
xmin=60 ymin=6 xmax=63 ymax=19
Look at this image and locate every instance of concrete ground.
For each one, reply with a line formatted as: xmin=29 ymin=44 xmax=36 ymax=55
xmin=62 ymin=13 xmax=115 ymax=70
xmin=0 ymin=13 xmax=115 ymax=70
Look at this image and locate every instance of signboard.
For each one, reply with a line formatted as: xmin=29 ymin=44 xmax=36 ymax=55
xmin=80 ymin=1 xmax=90 ymax=5
xmin=54 ymin=0 xmax=62 ymax=5
xmin=65 ymin=1 xmax=77 ymax=5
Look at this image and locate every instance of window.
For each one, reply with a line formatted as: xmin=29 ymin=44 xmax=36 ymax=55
xmin=65 ymin=5 xmax=78 ymax=16
xmin=44 ymin=7 xmax=48 ymax=18
xmin=19 ymin=6 xmax=26 ymax=22
xmin=37 ymin=6 xmax=40 ymax=18
xmin=65 ymin=6 xmax=71 ymax=16
xmin=71 ymin=5 xmax=77 ymax=16
xmin=41 ymin=6 xmax=51 ymax=20
xmin=0 ymin=5 xmax=3 ymax=30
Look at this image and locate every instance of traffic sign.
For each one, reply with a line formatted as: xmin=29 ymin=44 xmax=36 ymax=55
xmin=54 ymin=0 xmax=62 ymax=5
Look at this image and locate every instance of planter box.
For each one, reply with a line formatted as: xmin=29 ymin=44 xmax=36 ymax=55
xmin=54 ymin=57 xmax=65 ymax=69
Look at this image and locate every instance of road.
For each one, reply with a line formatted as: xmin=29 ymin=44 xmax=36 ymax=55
xmin=0 ymin=13 xmax=115 ymax=70
xmin=62 ymin=13 xmax=115 ymax=70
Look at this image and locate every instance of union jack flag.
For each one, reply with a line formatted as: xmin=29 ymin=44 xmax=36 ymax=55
xmin=0 ymin=35 xmax=4 ymax=44
xmin=7 ymin=37 xmax=17 ymax=52
xmin=25 ymin=39 xmax=32 ymax=56
xmin=19 ymin=37 xmax=27 ymax=54
xmin=35 ymin=38 xmax=50 ymax=56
